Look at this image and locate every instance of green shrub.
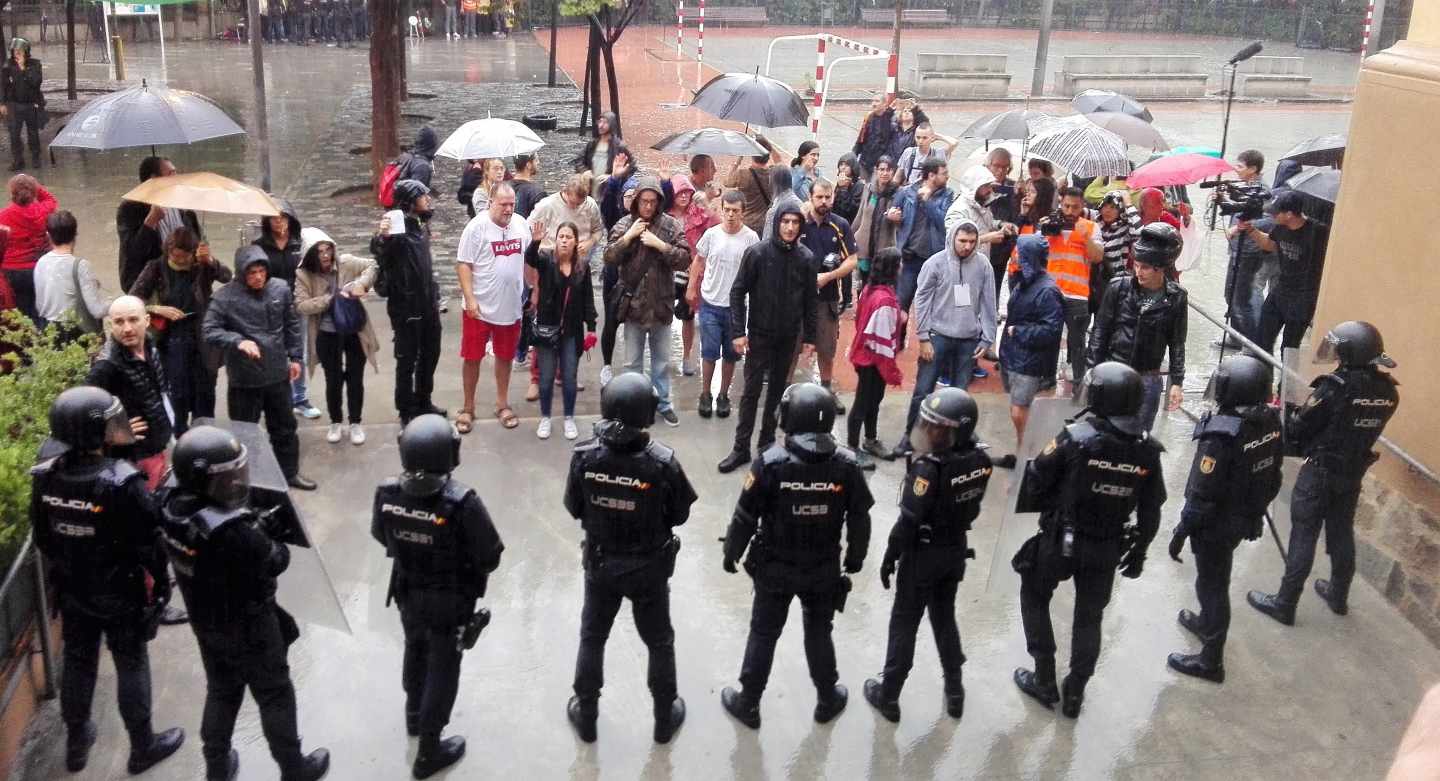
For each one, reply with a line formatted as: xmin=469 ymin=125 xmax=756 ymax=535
xmin=0 ymin=310 xmax=101 ymax=571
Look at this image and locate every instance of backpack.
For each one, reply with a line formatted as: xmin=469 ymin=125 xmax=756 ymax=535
xmin=377 ymin=159 xmax=404 ymax=208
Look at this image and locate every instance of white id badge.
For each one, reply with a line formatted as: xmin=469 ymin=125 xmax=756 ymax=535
xmin=953 ymin=283 xmax=972 ymax=308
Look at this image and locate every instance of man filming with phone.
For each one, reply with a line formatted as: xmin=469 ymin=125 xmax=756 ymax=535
xmin=1238 ymin=190 xmax=1328 ymax=363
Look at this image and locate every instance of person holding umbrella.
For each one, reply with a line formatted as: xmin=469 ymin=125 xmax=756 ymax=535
xmin=117 ymin=157 xmax=203 ymax=293
xmin=0 ymin=37 xmax=44 ymax=171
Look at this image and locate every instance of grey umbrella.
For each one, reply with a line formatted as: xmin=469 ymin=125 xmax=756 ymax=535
xmin=1286 ymin=166 xmax=1342 ymax=204
xmin=1071 ymin=88 xmax=1154 ymax=123
xmin=690 ymin=72 xmax=810 ymax=129
xmin=959 ymin=109 xmax=1051 ymax=141
xmin=1279 ymin=133 xmax=1346 ymax=167
xmin=652 ymin=128 xmax=767 ymax=157
xmin=50 ymin=79 xmax=245 ymax=153
xmin=1081 ymin=112 xmax=1170 ymax=151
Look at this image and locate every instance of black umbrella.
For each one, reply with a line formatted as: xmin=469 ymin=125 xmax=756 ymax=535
xmin=1286 ymin=167 xmax=1342 ymax=204
xmin=960 ymin=109 xmax=1051 ymax=141
xmin=652 ymin=127 xmax=767 ymax=157
xmin=1071 ymin=89 xmax=1154 ymax=123
xmin=1280 ymin=133 xmax=1346 ymax=167
xmin=690 ymin=72 xmax=810 ymax=129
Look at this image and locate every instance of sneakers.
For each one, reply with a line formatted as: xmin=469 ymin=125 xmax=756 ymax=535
xmin=599 ymin=365 xmax=614 ymax=387
xmin=326 ymin=423 xmax=344 ymax=443
xmin=973 ymin=365 xmax=989 ymax=379
xmin=563 ymin=418 xmax=579 ymax=440
xmin=350 ymin=425 xmax=366 ymax=446
xmin=698 ymin=392 xmax=714 ymax=418
xmin=717 ymin=449 xmax=751 ymax=473
xmin=862 ymin=439 xmax=893 ymax=461
xmin=294 ymin=403 xmax=322 ymax=419
xmin=659 ymin=408 xmax=679 ymax=427
xmin=537 ymin=418 xmax=552 ymax=439
xmin=716 ymin=394 xmax=732 ymax=418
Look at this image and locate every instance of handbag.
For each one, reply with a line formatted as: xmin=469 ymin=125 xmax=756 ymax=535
xmin=613 ymin=262 xmax=650 ymax=325
xmin=330 ymin=286 xmax=368 ymax=335
xmin=533 ymin=285 xmax=571 ymax=348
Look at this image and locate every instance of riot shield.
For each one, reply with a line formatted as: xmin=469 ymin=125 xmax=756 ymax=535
xmin=169 ymin=419 xmax=352 ymax=634
xmin=983 ymin=395 xmax=1080 ymax=597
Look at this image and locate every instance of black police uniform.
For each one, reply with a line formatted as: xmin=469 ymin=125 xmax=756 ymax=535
xmin=372 ymin=478 xmax=504 ymax=738
xmin=161 ymin=491 xmax=309 ymax=775
xmin=564 ymin=425 xmax=697 ymax=715
xmin=724 ymin=439 xmax=873 ymax=704
xmin=877 ymin=443 xmax=992 ymax=703
xmin=31 ymin=454 xmax=169 ymax=755
xmin=1273 ymin=366 xmax=1399 ymax=610
xmin=1175 ymin=405 xmax=1282 ymax=666
xmin=1016 ymin=417 xmax=1165 ymax=695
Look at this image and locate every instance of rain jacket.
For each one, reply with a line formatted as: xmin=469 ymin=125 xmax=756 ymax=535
xmin=129 ymin=251 xmax=233 ymax=372
xmin=369 ymin=213 xmax=439 ymax=322
xmin=397 ymin=126 xmax=439 ymax=189
xmin=203 ymin=245 xmax=303 ymax=389
xmin=729 ymin=202 xmax=818 ymax=344
xmin=294 ymin=227 xmax=380 ymax=379
xmin=602 ymin=177 xmax=691 ymax=329
xmin=1087 ymin=273 xmax=1188 ymax=388
xmin=999 ymin=235 xmax=1064 ymax=379
xmin=252 ymin=197 xmax=303 ymax=290
xmin=116 ymin=199 xmax=202 ymax=292
xmin=0 ymin=185 xmax=56 ymax=270
xmin=913 ymin=219 xmax=997 ymax=348
xmin=942 ymin=165 xmax=1000 ymax=246
xmin=852 ymin=178 xmax=899 ymax=265
xmin=525 ymin=240 xmax=598 ymax=338
xmin=833 ymin=153 xmax=864 ymax=224
xmin=0 ymin=48 xmax=42 ymax=106
xmin=851 ymin=107 xmax=896 ymax=175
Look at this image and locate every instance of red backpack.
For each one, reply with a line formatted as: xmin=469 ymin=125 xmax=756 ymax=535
xmin=377 ymin=159 xmax=404 ymax=208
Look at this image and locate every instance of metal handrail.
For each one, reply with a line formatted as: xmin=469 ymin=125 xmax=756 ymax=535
xmin=1187 ymin=298 xmax=1440 ymax=487
xmin=0 ymin=534 xmax=56 ymax=716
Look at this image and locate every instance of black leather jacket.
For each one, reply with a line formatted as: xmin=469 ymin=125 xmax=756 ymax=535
xmin=1086 ymin=275 xmax=1188 ymax=387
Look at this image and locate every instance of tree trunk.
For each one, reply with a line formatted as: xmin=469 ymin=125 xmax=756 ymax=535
xmin=397 ymin=0 xmax=409 ymax=100
xmin=370 ymin=0 xmax=403 ymax=180
xmin=66 ymin=0 xmax=77 ymax=100
xmin=600 ymin=40 xmax=621 ymax=139
xmin=579 ymin=30 xmax=592 ymax=134
xmin=588 ymin=22 xmax=602 ymax=135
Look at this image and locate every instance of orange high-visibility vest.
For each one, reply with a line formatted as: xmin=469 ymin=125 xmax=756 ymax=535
xmin=1046 ymin=219 xmax=1095 ymax=301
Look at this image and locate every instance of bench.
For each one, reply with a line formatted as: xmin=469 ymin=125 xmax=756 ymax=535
xmin=701 ymin=6 xmax=767 ymax=25
xmin=909 ymin=52 xmax=1011 ymax=98
xmin=1053 ymin=54 xmax=1208 ymax=98
xmin=1235 ymin=56 xmax=1312 ymax=98
xmin=860 ymin=8 xmax=948 ymax=25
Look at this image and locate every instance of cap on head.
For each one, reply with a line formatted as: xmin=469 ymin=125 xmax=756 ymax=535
xmin=778 ymin=383 xmax=836 ymax=435
xmin=392 ymin=179 xmax=431 ymax=213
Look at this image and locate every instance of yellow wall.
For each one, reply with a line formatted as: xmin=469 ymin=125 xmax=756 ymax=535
xmin=1411 ymin=0 xmax=1440 ymax=46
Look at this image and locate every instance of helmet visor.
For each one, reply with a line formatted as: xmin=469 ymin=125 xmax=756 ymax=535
xmin=1315 ymin=333 xmax=1397 ymax=368
xmin=102 ymin=399 xmax=136 ymax=448
xmin=909 ymin=420 xmax=956 ymax=456
xmin=206 ymin=447 xmax=250 ymax=510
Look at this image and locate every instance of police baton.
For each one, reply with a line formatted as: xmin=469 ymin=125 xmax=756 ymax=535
xmin=1264 ymin=510 xmax=1287 ymax=563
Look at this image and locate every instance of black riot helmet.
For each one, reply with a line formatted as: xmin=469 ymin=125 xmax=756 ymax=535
xmin=1318 ymin=320 xmax=1395 ymax=369
xmin=173 ymin=426 xmax=251 ymax=509
xmin=600 ymin=372 xmax=658 ymax=429
xmin=1082 ymin=361 xmax=1145 ymax=434
xmin=1209 ymin=355 xmax=1272 ymax=408
xmin=398 ymin=414 xmax=461 ymax=497
xmin=919 ymin=387 xmax=979 ymax=441
xmin=779 ymin=383 xmax=836 ymax=435
xmin=1132 ymin=222 xmax=1182 ymax=268
xmin=48 ymin=386 xmax=134 ymax=454
xmin=392 ymin=179 xmax=431 ymax=214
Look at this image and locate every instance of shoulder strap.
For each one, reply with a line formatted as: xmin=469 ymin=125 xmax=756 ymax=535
xmin=751 ymin=168 xmax=771 ymax=207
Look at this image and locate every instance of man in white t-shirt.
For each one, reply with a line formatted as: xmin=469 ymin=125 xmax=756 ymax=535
xmin=455 ymin=182 xmax=531 ymax=432
xmin=685 ymin=190 xmax=759 ymax=419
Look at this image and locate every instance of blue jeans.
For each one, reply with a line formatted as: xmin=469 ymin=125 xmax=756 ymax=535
xmin=903 ymin=333 xmax=978 ymax=436
xmin=1228 ymin=259 xmax=1277 ymax=344
xmin=698 ymin=302 xmax=739 ymax=363
xmin=1137 ymin=373 xmax=1165 ymax=433
xmin=291 ymin=338 xmax=311 ymax=408
xmin=444 ymin=6 xmax=457 ymax=36
xmin=625 ymin=322 xmax=673 ymax=413
xmin=538 ymin=334 xmax=581 ymax=417
xmin=897 ymin=258 xmax=925 ymax=348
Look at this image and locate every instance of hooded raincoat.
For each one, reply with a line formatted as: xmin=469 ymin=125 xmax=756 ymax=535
xmin=999 ymin=234 xmax=1065 ymax=378
xmin=203 ymin=245 xmax=304 ymax=388
xmin=294 ymin=227 xmax=380 ymax=379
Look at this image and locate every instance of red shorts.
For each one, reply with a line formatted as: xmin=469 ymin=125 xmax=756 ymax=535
xmin=460 ymin=315 xmax=521 ymax=361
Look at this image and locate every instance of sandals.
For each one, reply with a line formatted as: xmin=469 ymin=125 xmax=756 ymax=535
xmin=456 ymin=409 xmax=475 ymax=435
xmin=495 ymin=406 xmax=519 ymax=429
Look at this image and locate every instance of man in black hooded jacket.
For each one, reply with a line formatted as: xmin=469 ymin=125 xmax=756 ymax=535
xmin=371 ymin=180 xmax=447 ymax=424
xmin=399 ymin=126 xmax=439 ymax=190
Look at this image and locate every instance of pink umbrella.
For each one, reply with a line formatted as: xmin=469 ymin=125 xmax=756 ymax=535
xmin=1128 ymin=153 xmax=1234 ymax=188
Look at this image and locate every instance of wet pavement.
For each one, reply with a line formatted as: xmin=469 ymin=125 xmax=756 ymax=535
xmin=12 ymin=31 xmax=1434 ymax=781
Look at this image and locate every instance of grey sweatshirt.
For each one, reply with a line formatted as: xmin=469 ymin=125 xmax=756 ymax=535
xmin=913 ymin=219 xmax=998 ymax=347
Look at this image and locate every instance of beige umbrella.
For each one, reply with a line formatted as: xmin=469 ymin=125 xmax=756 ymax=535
xmin=121 ymin=172 xmax=281 ymax=216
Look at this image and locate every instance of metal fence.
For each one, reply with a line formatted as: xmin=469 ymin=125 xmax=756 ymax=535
xmin=0 ymin=537 xmax=56 ymax=720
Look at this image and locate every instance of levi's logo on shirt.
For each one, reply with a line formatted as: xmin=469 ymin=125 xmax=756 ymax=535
xmin=491 ymin=238 xmax=523 ymax=256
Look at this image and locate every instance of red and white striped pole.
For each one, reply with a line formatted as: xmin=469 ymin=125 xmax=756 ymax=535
xmin=1359 ymin=0 xmax=1376 ymax=59
xmin=812 ymin=36 xmax=827 ymax=137
xmin=676 ymin=0 xmax=684 ymax=57
xmin=884 ymin=52 xmax=898 ymax=103
xmin=698 ymin=0 xmax=705 ymax=64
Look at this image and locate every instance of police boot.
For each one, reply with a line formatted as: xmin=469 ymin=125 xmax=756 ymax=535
xmin=720 ymin=686 xmax=761 ymax=729
xmin=862 ymin=678 xmax=900 ymax=723
xmin=1314 ymin=580 xmax=1349 ymax=616
xmin=1167 ymin=651 xmax=1226 ymax=684
xmin=653 ymin=696 xmax=686 ymax=744
xmin=717 ymin=449 xmax=751 ymax=474
xmin=944 ymin=675 xmax=965 ymax=720
xmin=405 ymin=710 xmax=420 ymax=737
xmin=280 ymin=748 xmax=331 ymax=781
xmin=1060 ymin=675 xmax=1086 ymax=719
xmin=1177 ymin=608 xmax=1204 ymax=640
xmin=567 ymin=695 xmax=598 ymax=743
xmin=1246 ymin=590 xmax=1296 ymax=626
xmin=65 ymin=721 xmax=96 ymax=772
xmin=1013 ymin=657 xmax=1060 ymax=709
xmin=126 ymin=726 xmax=185 ymax=775
xmin=412 ymin=734 xmax=465 ymax=779
xmin=814 ymin=683 xmax=848 ymax=724
xmin=206 ymin=749 xmax=240 ymax=781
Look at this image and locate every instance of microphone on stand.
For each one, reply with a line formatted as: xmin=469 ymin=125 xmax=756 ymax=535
xmin=1228 ymin=41 xmax=1264 ymax=65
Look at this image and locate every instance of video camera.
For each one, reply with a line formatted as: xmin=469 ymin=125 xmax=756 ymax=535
xmin=1200 ymin=180 xmax=1267 ymax=221
xmin=1038 ymin=208 xmax=1075 ymax=237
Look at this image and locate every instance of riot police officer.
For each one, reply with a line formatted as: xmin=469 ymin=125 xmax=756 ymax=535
xmin=564 ymin=372 xmax=698 ymax=744
xmin=1167 ymin=355 xmax=1283 ymax=682
xmin=372 ymin=414 xmax=504 ymax=777
xmin=1249 ymin=320 xmax=1400 ymax=625
xmin=160 ymin=426 xmax=330 ymax=781
xmin=865 ymin=387 xmax=991 ymax=723
xmin=1012 ymin=362 xmax=1165 ymax=718
xmin=720 ymin=382 xmax=873 ymax=729
xmin=30 ymin=387 xmax=184 ymax=774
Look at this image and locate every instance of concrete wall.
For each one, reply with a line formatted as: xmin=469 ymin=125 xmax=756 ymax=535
xmin=1313 ymin=12 xmax=1440 ymax=645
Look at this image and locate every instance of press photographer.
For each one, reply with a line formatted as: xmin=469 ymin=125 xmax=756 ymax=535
xmin=1203 ymin=150 xmax=1275 ymax=345
xmin=1036 ymin=187 xmax=1104 ymax=396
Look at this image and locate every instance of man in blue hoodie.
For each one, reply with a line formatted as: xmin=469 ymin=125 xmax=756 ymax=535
xmin=995 ymin=235 xmax=1065 ymax=467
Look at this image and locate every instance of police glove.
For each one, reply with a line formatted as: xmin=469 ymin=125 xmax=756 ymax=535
xmin=843 ymin=556 xmax=863 ymax=575
xmin=1168 ymin=532 xmax=1187 ymax=563
xmin=1245 ymin=516 xmax=1264 ymax=542
xmin=722 ymin=557 xmax=738 ymax=574
xmin=879 ymin=558 xmax=896 ymax=590
xmin=1119 ymin=549 xmax=1146 ymax=580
